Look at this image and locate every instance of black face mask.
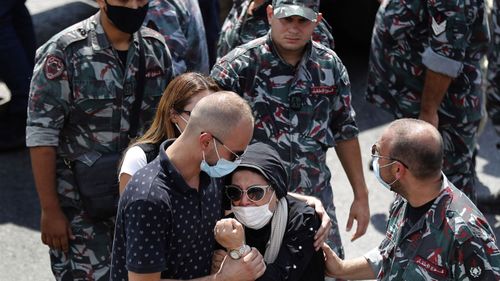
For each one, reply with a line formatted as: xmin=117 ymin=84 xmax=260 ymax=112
xmin=104 ymin=0 xmax=149 ymax=34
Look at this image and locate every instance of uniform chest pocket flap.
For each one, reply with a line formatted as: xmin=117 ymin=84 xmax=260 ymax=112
xmin=295 ymin=86 xmax=337 ymax=147
xmin=72 ymin=80 xmax=117 ymax=117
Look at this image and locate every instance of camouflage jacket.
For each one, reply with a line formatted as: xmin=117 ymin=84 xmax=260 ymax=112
xmin=366 ymin=175 xmax=500 ymax=280
xmin=487 ymin=0 xmax=500 ymax=135
xmin=216 ymin=0 xmax=335 ymax=61
xmin=26 ymin=12 xmax=173 ymax=202
xmin=211 ymin=34 xmax=358 ymax=195
xmin=366 ymin=0 xmax=490 ymax=123
xmin=145 ymin=0 xmax=209 ymax=74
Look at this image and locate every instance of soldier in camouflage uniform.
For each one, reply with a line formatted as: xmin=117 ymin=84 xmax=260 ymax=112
xmin=488 ymin=0 xmax=500 ymax=139
xmin=322 ymin=119 xmax=500 ymax=280
xmin=26 ymin=0 xmax=173 ymax=280
xmin=476 ymin=0 xmax=500 ymax=214
xmin=366 ymin=0 xmax=491 ymax=202
xmin=145 ymin=0 xmax=209 ymax=74
xmin=216 ymin=0 xmax=335 ymax=61
xmin=211 ymin=0 xmax=370 ymax=262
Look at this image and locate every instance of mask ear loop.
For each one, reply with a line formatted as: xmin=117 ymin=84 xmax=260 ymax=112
xmin=213 ymin=139 xmax=221 ymax=160
xmin=178 ymin=114 xmax=189 ymax=124
xmin=174 ymin=123 xmax=183 ymax=134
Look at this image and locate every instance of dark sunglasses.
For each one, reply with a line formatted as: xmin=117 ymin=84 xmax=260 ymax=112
xmin=225 ymin=184 xmax=271 ymax=202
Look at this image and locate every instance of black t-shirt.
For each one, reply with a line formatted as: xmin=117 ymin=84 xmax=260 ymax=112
xmin=402 ymin=198 xmax=435 ymax=238
xmin=223 ymin=196 xmax=325 ymax=281
xmin=116 ymin=50 xmax=128 ymax=66
xmin=110 ymin=140 xmax=224 ymax=280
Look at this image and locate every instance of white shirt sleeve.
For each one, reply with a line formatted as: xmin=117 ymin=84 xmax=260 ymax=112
xmin=119 ymin=146 xmax=148 ymax=179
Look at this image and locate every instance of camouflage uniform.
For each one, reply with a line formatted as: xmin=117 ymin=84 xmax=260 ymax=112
xmin=145 ymin=0 xmax=209 ymax=74
xmin=26 ymin=12 xmax=173 ymax=281
xmin=366 ymin=0 xmax=490 ymax=201
xmin=216 ymin=0 xmax=335 ymax=61
xmin=364 ymin=175 xmax=500 ymax=280
xmin=211 ymin=33 xmax=359 ymax=259
xmin=487 ymin=0 xmax=500 ymax=136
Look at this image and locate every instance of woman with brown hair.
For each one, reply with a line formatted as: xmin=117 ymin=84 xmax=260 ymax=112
xmin=119 ymin=72 xmax=220 ymax=193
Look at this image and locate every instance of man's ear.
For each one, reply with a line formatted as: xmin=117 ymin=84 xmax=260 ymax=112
xmin=199 ymin=132 xmax=213 ymax=151
xmin=315 ymin=13 xmax=323 ymax=26
xmin=267 ymin=5 xmax=274 ymax=22
xmin=395 ymin=162 xmax=406 ymax=178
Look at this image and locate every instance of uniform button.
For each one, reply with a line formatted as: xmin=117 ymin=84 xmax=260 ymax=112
xmin=298 ymin=245 xmax=302 ymax=250
xmin=446 ymin=210 xmax=454 ymax=218
xmin=292 ymin=264 xmax=297 ymax=269
xmin=78 ymin=28 xmax=86 ymax=36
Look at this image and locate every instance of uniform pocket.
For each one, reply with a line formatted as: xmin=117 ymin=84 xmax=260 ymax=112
xmin=71 ymin=80 xmax=116 ymax=123
xmin=296 ymin=87 xmax=336 ymax=147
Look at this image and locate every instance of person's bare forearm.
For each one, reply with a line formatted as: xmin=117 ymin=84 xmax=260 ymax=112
xmin=30 ymin=146 xmax=60 ymax=211
xmin=330 ymin=257 xmax=377 ymax=280
xmin=334 ymin=138 xmax=368 ymax=199
xmin=420 ymin=69 xmax=452 ymax=114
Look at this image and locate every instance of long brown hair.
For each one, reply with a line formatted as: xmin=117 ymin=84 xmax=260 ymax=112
xmin=134 ymin=72 xmax=220 ymax=145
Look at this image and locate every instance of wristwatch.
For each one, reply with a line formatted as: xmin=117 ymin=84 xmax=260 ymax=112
xmin=228 ymin=244 xmax=251 ymax=260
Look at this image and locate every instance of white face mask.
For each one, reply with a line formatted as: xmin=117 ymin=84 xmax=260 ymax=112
xmin=232 ymin=191 xmax=275 ymax=230
xmin=373 ymin=159 xmax=398 ymax=190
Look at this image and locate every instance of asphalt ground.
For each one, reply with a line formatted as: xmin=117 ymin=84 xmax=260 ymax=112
xmin=0 ymin=1 xmax=498 ymax=280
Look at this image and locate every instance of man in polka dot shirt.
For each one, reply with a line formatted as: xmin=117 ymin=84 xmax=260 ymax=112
xmin=110 ymin=92 xmax=267 ymax=280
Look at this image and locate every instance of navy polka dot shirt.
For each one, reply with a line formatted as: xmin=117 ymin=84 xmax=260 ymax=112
xmin=110 ymin=140 xmax=223 ymax=280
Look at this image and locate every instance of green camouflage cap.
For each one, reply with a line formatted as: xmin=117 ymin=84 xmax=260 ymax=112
xmin=272 ymin=0 xmax=319 ymax=22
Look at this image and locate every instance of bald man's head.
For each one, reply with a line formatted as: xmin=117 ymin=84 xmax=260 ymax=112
xmin=186 ymin=91 xmax=254 ymax=140
xmin=383 ymin=119 xmax=443 ymax=180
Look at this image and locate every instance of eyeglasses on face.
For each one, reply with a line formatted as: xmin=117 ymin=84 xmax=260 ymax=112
xmin=225 ymin=184 xmax=271 ymax=202
xmin=211 ymin=134 xmax=245 ymax=160
xmin=371 ymin=143 xmax=409 ymax=169
xmin=176 ymin=109 xmax=191 ymax=116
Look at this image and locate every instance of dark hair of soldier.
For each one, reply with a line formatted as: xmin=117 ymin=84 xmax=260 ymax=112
xmin=387 ymin=119 xmax=444 ymax=180
xmin=133 ymin=72 xmax=220 ymax=146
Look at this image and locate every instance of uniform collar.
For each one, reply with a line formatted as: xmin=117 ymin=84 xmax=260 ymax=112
xmin=402 ymin=173 xmax=453 ymax=238
xmin=158 ymin=140 xmax=211 ymax=194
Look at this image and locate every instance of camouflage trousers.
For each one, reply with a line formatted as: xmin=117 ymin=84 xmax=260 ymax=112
xmin=49 ymin=206 xmax=115 ymax=281
xmin=312 ymin=185 xmax=345 ymax=281
xmin=439 ymin=119 xmax=480 ymax=203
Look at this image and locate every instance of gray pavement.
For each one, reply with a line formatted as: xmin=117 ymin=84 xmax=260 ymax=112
xmin=0 ymin=1 xmax=499 ymax=280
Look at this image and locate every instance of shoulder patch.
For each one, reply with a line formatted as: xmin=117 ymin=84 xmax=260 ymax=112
xmin=44 ymin=55 xmax=65 ymax=80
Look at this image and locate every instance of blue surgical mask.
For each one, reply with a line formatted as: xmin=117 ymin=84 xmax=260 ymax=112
xmin=373 ymin=159 xmax=398 ymax=190
xmin=200 ymin=140 xmax=241 ymax=178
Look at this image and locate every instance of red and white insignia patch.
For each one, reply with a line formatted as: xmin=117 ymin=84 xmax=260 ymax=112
xmin=44 ymin=55 xmax=65 ymax=80
xmin=311 ymin=85 xmax=338 ymax=95
xmin=414 ymin=256 xmax=448 ymax=277
xmin=145 ymin=67 xmax=163 ymax=79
